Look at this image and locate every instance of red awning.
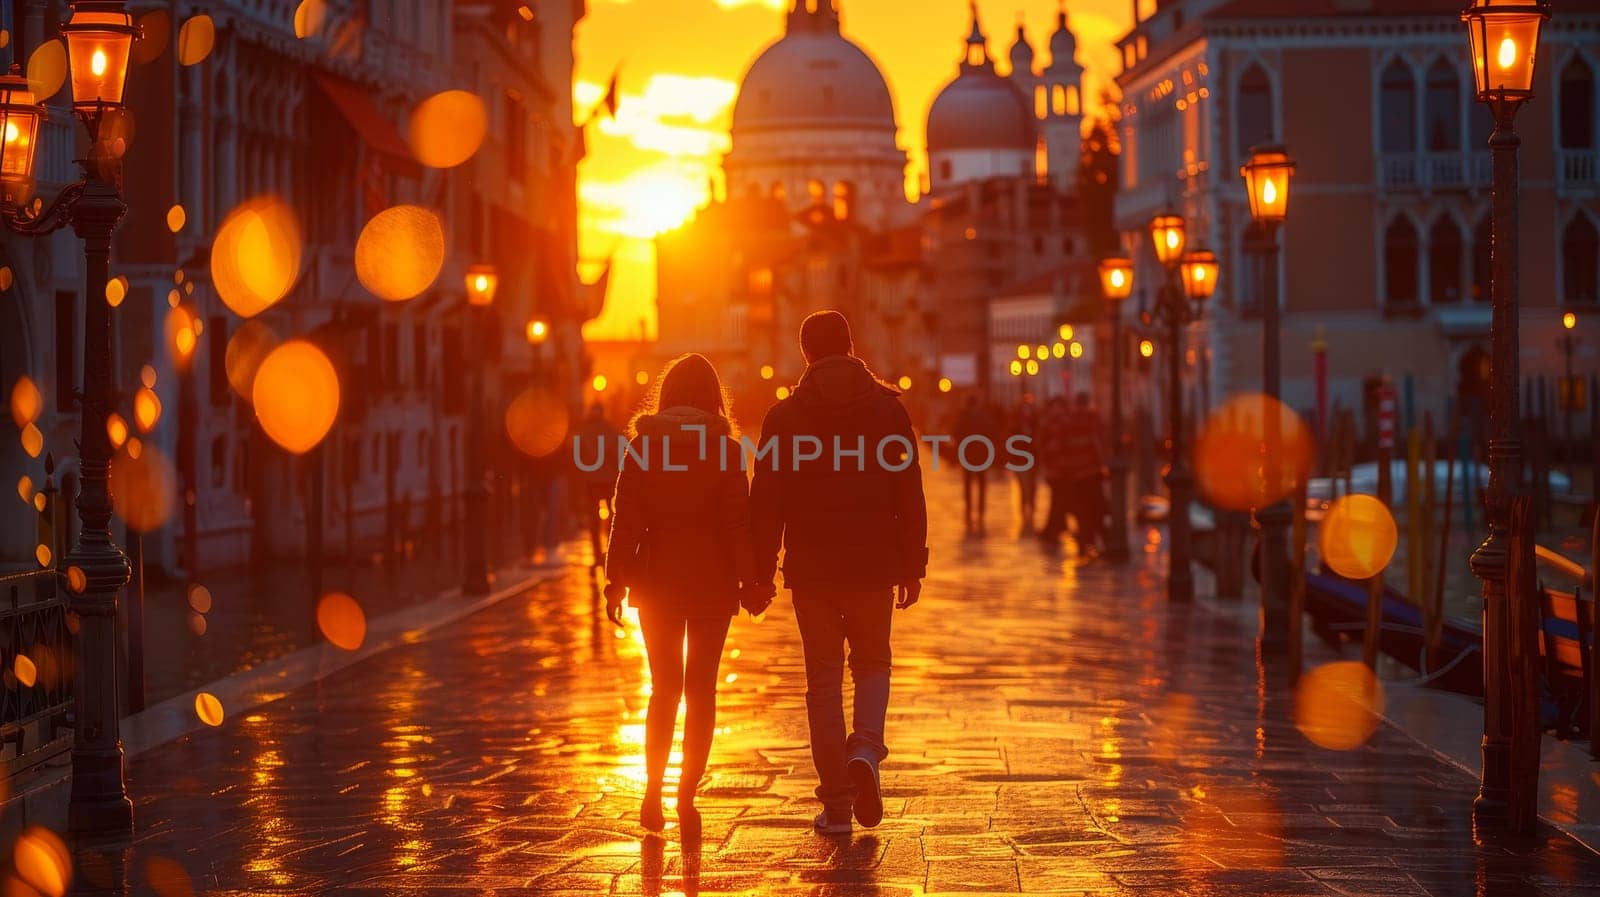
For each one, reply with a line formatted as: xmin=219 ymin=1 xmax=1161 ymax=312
xmin=311 ymin=72 xmax=422 ymax=177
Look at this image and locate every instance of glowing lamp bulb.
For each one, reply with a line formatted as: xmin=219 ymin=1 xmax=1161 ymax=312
xmin=1497 ymin=36 xmax=1517 ymax=69
xmin=1564 ymin=311 xmax=1577 ymax=330
xmin=473 ymin=274 xmax=488 ymax=293
xmin=90 ymin=48 xmax=107 ymax=76
xmin=3 ymin=122 xmax=17 ymax=145
xmin=1262 ymin=178 xmax=1278 ymax=206
xmin=1164 ymin=229 xmax=1179 ymax=250
xmin=1110 ymin=270 xmax=1126 ymax=289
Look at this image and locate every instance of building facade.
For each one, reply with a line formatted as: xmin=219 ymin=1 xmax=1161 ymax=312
xmin=0 ymin=0 xmax=587 ymax=573
xmin=1113 ymin=0 xmax=1600 ymax=441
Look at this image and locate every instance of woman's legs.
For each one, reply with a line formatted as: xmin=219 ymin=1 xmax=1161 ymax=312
xmin=638 ymin=608 xmax=687 ymax=831
xmin=677 ymin=616 xmax=732 ymax=815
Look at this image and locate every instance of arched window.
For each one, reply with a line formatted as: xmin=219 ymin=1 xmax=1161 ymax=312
xmin=1429 ymin=217 xmax=1463 ymax=304
xmin=1560 ymin=58 xmax=1595 ymax=150
xmin=1236 ymin=64 xmax=1273 ymax=160
xmin=1424 ymin=59 xmax=1461 ymax=152
xmin=1385 ymin=217 xmax=1420 ymax=309
xmin=1471 ymin=215 xmax=1491 ymax=301
xmin=1380 ymin=60 xmax=1417 ymax=154
xmin=807 ymin=179 xmax=825 ymax=205
xmin=1065 ymin=85 xmax=1080 ymax=116
xmin=1035 ymin=84 xmax=1048 ymax=119
xmin=1563 ymin=214 xmax=1599 ymax=304
xmin=1052 ymin=84 xmax=1067 ymax=116
xmin=832 ymin=181 xmax=853 ymax=220
xmin=1035 ymin=136 xmax=1048 ymax=183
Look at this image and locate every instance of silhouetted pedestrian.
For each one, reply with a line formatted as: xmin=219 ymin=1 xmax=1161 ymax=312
xmin=752 ymin=310 xmax=928 ymax=837
xmin=603 ymin=354 xmax=773 ymax=837
xmin=1037 ymin=396 xmax=1074 ymax=544
xmin=1011 ymin=397 xmax=1040 ymax=533
xmin=954 ymin=395 xmax=994 ymax=535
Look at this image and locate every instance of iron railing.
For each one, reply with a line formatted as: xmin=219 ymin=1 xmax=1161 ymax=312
xmin=0 ymin=568 xmax=72 ymax=777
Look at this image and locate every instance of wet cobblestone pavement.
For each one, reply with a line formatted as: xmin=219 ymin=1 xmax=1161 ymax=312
xmin=61 ymin=469 xmax=1600 ymax=895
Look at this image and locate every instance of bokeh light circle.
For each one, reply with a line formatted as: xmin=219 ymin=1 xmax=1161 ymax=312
xmin=1294 ymin=661 xmax=1385 ymax=750
xmin=110 ymin=442 xmax=177 ymax=533
xmin=224 ymin=320 xmax=280 ymax=400
xmin=252 ymin=340 xmax=340 ymax=454
xmin=355 ymin=205 xmax=445 ymax=301
xmin=293 ymin=0 xmax=327 ymax=38
xmin=10 ymin=375 xmax=41 ymax=427
xmin=1319 ymin=494 xmax=1399 ymax=580
xmin=408 ymin=90 xmax=488 ymax=168
xmin=177 ymin=15 xmax=214 ymax=65
xmin=133 ymin=9 xmax=170 ymax=63
xmin=26 ymin=40 xmax=65 ymax=102
xmin=106 ymin=274 xmax=129 ymax=307
xmin=316 ymin=592 xmax=367 ymax=651
xmin=1195 ymin=393 xmax=1313 ymax=512
xmin=210 ymin=196 xmax=303 ymax=318
xmin=504 ymin=387 xmax=571 ymax=458
xmin=194 ymin=692 xmax=224 ymax=726
xmin=13 ymin=825 xmax=70 ymax=896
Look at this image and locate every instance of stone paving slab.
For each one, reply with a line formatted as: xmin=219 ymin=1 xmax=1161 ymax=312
xmin=27 ymin=467 xmax=1600 ymax=896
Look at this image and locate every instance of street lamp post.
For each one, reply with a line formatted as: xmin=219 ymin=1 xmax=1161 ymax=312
xmin=1148 ymin=213 xmax=1210 ymax=603
xmin=1098 ymin=257 xmax=1135 ymax=562
xmin=0 ymin=0 xmax=137 ymax=834
xmin=1241 ymin=144 xmax=1297 ymax=652
xmin=1461 ymin=0 xmax=1550 ymax=829
xmin=462 ymin=265 xmax=498 ymax=596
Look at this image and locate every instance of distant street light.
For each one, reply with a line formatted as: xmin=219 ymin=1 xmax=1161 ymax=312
xmin=1241 ymin=143 xmax=1298 ymax=657
xmin=1098 ymin=255 xmax=1134 ymax=563
xmin=525 ymin=318 xmax=549 ymax=344
xmin=465 ymin=264 xmax=498 ymax=307
xmin=1462 ymin=0 xmax=1551 ymax=832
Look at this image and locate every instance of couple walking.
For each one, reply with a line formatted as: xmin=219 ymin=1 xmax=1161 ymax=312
xmin=601 ymin=310 xmax=929 ymax=838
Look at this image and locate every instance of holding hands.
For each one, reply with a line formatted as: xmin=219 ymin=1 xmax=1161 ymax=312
xmin=740 ymin=580 xmax=777 ymax=618
xmin=603 ymin=582 xmax=627 ymax=627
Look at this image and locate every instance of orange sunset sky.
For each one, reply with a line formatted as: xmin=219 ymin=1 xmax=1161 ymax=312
xmin=573 ymin=0 xmax=1133 ymax=341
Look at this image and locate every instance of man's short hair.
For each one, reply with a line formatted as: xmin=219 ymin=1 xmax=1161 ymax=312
xmin=800 ymin=310 xmax=853 ymax=361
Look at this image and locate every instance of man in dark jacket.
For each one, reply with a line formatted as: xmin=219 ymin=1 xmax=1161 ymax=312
xmin=751 ymin=310 xmax=928 ymax=837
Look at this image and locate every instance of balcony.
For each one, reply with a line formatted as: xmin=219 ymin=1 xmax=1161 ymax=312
xmin=1559 ymin=150 xmax=1599 ymax=194
xmin=1379 ymin=152 xmax=1490 ymax=193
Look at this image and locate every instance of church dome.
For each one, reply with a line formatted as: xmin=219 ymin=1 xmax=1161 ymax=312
xmin=928 ymin=73 xmax=1035 ymax=152
xmin=731 ymin=8 xmax=897 ymax=136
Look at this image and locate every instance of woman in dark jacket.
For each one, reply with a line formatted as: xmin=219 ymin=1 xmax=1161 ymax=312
xmin=603 ymin=353 xmax=770 ymax=835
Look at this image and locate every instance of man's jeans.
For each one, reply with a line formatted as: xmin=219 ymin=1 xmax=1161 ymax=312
xmin=793 ymin=588 xmax=893 ymax=814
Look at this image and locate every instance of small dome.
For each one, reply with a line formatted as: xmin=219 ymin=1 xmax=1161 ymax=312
xmin=927 ymin=71 xmax=1035 ymax=153
xmin=732 ymin=29 xmax=897 ymax=135
xmin=1009 ymin=25 xmax=1034 ymax=76
xmin=1048 ymin=11 xmax=1077 ymax=69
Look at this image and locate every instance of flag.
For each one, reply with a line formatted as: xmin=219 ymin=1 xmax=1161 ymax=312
xmin=602 ymin=69 xmax=620 ymax=120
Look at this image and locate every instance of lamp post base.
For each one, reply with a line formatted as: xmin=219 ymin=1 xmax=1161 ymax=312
xmin=463 ymin=482 xmax=491 ymax=596
xmin=1258 ymin=500 xmax=1292 ymax=652
xmin=1166 ymin=463 xmax=1194 ymax=604
xmin=1105 ymin=457 xmax=1130 ymax=562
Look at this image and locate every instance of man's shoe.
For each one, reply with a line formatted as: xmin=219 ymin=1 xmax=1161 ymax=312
xmin=847 ymin=757 xmax=883 ymax=828
xmin=813 ymin=809 xmax=852 ymax=836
